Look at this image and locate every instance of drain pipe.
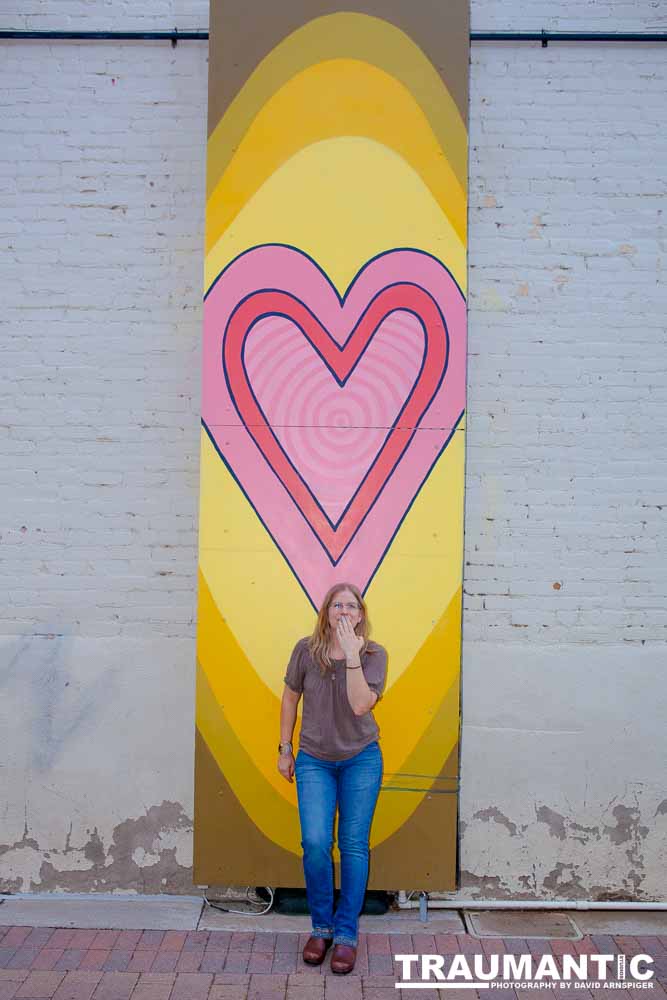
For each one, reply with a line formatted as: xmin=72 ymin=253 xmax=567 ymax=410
xmin=397 ymin=891 xmax=667 ymax=911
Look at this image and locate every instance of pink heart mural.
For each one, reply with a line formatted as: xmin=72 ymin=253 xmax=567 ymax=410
xmin=202 ymin=245 xmax=466 ymax=607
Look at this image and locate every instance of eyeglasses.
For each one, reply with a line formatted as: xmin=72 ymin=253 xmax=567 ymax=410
xmin=331 ymin=602 xmax=361 ymax=612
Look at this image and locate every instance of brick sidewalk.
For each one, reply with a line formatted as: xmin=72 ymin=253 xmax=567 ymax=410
xmin=0 ymin=927 xmax=666 ymax=999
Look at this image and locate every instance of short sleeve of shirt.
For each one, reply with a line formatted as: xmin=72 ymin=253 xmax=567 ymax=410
xmin=284 ymin=638 xmax=308 ymax=694
xmin=363 ymin=644 xmax=388 ymax=701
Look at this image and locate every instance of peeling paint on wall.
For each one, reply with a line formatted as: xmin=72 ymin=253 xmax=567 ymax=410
xmin=604 ymin=804 xmax=649 ymax=846
xmin=0 ymin=802 xmax=193 ymax=894
xmin=570 ymin=822 xmax=601 ymax=845
xmin=536 ymin=806 xmax=567 ymax=841
xmin=472 ymin=807 xmax=519 ymax=837
xmin=602 ymin=804 xmax=650 ymax=897
xmin=541 ymin=862 xmax=587 ymax=898
xmin=459 ymin=791 xmax=666 ymax=902
xmin=0 ymin=823 xmax=39 ymax=894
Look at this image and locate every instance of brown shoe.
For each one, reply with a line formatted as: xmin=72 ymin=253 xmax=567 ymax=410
xmin=330 ymin=943 xmax=357 ymax=974
xmin=302 ymin=935 xmax=333 ymax=965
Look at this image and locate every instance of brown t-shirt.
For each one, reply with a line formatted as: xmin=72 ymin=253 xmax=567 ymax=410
xmin=284 ymin=637 xmax=387 ymax=761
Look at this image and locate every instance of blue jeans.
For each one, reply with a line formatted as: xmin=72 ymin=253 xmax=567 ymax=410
xmin=295 ymin=741 xmax=383 ymax=946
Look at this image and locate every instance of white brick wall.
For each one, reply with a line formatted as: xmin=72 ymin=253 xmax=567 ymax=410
xmin=466 ymin=39 xmax=667 ymax=648
xmin=1 ymin=1 xmax=665 ymax=897
xmin=0 ymin=37 xmax=206 ymax=642
xmin=0 ymin=1 xmax=210 ymax=32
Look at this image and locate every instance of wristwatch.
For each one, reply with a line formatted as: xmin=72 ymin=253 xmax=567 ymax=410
xmin=278 ymin=741 xmax=293 ymax=755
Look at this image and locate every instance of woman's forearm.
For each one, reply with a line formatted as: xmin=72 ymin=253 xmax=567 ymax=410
xmin=345 ymin=654 xmax=376 ymax=715
xmin=280 ymin=690 xmax=299 ymax=743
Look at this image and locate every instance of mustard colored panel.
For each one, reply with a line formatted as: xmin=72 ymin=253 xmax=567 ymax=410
xmin=205 ymin=137 xmax=466 ymax=297
xmin=205 ymin=59 xmax=466 ymax=256
xmin=198 ymin=565 xmax=462 ymax=801
xmin=206 ymin=12 xmax=467 ymax=198
xmin=196 ymin=0 xmax=468 ymax=888
xmin=362 ymin=425 xmax=465 ymax=688
xmin=196 ymin=663 xmax=302 ymax=853
xmin=199 ymin=424 xmax=464 ymax=694
xmin=197 ymin=575 xmax=462 ymax=849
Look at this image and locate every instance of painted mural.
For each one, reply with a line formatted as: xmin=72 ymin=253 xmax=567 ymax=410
xmin=195 ymin=0 xmax=469 ymax=888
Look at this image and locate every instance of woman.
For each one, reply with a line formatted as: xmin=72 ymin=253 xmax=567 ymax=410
xmin=277 ymin=583 xmax=386 ymax=975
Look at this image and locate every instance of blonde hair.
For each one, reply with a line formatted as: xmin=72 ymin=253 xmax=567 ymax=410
xmin=308 ymin=582 xmax=372 ymax=674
